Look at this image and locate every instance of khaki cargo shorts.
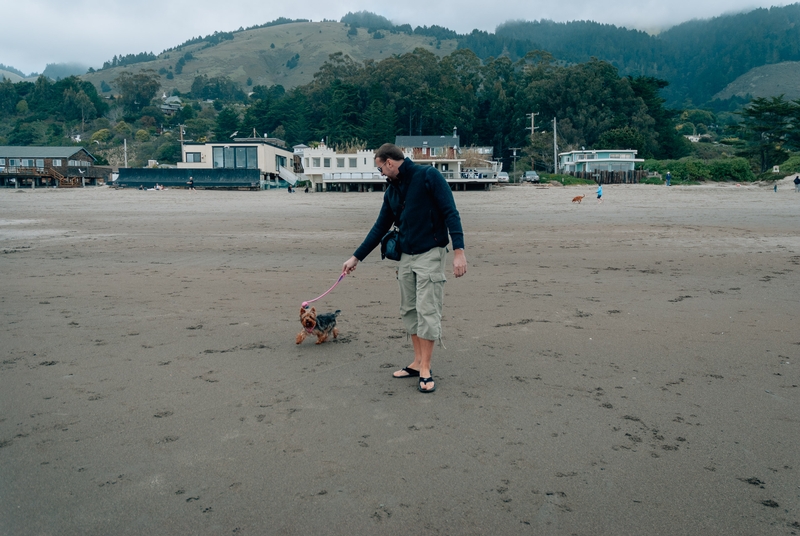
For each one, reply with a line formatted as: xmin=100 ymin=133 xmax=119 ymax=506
xmin=397 ymin=247 xmax=447 ymax=341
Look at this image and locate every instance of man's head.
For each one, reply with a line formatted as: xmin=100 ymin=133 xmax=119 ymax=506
xmin=374 ymin=143 xmax=405 ymax=180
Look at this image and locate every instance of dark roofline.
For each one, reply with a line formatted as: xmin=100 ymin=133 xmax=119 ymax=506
xmin=0 ymin=146 xmax=96 ymax=161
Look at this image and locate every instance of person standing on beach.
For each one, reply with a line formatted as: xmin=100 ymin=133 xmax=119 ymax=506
xmin=666 ymin=171 xmax=671 ymax=186
xmin=794 ymin=175 xmax=800 ymax=192
xmin=597 ymin=182 xmax=603 ymax=203
xmin=342 ymin=143 xmax=467 ymax=393
xmin=187 ymin=176 xmax=195 ymax=191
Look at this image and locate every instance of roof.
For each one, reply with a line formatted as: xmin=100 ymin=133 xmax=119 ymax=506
xmin=0 ymin=146 xmax=94 ymax=160
xmin=395 ymin=135 xmax=460 ymax=149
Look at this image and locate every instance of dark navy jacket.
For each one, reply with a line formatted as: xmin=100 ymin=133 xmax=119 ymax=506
xmin=353 ymin=158 xmax=464 ymax=261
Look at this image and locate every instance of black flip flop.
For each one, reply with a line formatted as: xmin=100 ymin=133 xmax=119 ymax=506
xmin=418 ymin=376 xmax=436 ymax=393
xmin=393 ymin=366 xmax=420 ymax=378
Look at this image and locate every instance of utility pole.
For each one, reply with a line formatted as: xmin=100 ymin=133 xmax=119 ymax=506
xmin=525 ymin=112 xmax=539 ymax=141
xmin=509 ymin=148 xmax=520 ymax=182
xmin=553 ymin=118 xmax=558 ymax=174
xmin=123 ymin=138 xmax=128 ymax=168
xmin=179 ymin=124 xmax=185 ymax=163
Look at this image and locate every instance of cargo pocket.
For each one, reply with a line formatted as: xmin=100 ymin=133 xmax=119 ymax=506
xmin=428 ymin=272 xmax=447 ymax=284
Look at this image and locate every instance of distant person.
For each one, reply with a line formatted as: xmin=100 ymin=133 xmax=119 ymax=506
xmin=597 ymin=182 xmax=603 ymax=204
xmin=287 ymin=185 xmax=293 ymax=193
xmin=794 ymin=175 xmax=800 ymax=192
xmin=665 ymin=171 xmax=671 ymax=186
xmin=187 ymin=176 xmax=195 ymax=191
xmin=139 ymin=185 xmax=144 ymax=190
xmin=774 ymin=183 xmax=778 ymax=193
xmin=304 ymin=186 xmax=309 ymax=193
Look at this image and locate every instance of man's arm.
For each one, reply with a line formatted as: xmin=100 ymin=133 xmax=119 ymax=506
xmin=426 ymin=168 xmax=464 ymax=250
xmin=453 ymin=248 xmax=467 ymax=278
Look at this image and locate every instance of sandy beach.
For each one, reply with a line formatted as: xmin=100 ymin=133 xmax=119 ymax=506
xmin=1 ymin=182 xmax=798 ymax=535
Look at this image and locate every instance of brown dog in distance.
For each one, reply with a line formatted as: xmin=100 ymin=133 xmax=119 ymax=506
xmin=296 ymin=307 xmax=340 ymax=345
xmin=572 ymin=194 xmax=586 ymax=203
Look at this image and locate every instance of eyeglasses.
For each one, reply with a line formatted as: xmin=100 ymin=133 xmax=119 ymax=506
xmin=376 ymin=161 xmax=387 ymax=174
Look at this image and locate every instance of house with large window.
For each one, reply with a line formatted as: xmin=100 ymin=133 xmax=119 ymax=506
xmin=177 ymin=137 xmax=297 ymax=187
xmin=558 ymin=149 xmax=645 ymax=184
xmin=0 ymin=146 xmax=109 ymax=188
xmin=558 ymin=149 xmax=643 ymax=173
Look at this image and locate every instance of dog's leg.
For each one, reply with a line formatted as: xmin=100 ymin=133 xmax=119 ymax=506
xmin=316 ymin=333 xmax=328 ymax=344
xmin=296 ymin=332 xmax=307 ymax=344
xmin=332 ymin=327 xmax=339 ymax=339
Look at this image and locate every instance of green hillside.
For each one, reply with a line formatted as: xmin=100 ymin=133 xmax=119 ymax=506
xmin=713 ymin=61 xmax=800 ymax=101
xmin=82 ymin=21 xmax=457 ymax=95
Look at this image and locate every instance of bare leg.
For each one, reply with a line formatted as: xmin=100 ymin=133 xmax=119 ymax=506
xmin=392 ymin=334 xmax=434 ymax=380
xmin=393 ymin=335 xmax=423 ymax=377
xmin=414 ymin=335 xmax=435 ymax=391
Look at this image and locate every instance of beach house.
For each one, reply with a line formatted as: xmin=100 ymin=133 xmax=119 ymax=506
xmin=0 ymin=146 xmax=109 ymax=188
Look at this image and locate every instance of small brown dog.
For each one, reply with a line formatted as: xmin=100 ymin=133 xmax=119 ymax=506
xmin=572 ymin=194 xmax=586 ymax=203
xmin=296 ymin=307 xmax=340 ymax=345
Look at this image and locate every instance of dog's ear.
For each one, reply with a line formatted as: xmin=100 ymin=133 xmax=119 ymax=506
xmin=300 ymin=307 xmax=306 ymax=315
xmin=311 ymin=307 xmax=316 ymax=314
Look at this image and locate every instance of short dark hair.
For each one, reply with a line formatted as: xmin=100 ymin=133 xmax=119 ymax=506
xmin=374 ymin=143 xmax=404 ymax=162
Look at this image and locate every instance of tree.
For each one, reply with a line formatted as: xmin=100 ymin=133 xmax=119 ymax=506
xmin=597 ymin=126 xmax=647 ymax=155
xmin=734 ymin=96 xmax=795 ymax=172
xmin=213 ymin=106 xmax=240 ymax=141
xmin=115 ymin=70 xmax=161 ymax=115
xmin=0 ymin=78 xmax=18 ymax=116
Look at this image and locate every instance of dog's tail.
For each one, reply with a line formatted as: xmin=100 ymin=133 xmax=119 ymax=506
xmin=334 ymin=310 xmax=341 ymax=316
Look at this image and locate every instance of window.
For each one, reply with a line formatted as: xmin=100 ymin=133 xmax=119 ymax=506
xmin=22 ymin=159 xmax=34 ymax=167
xmin=323 ymin=158 xmax=331 ymax=168
xmin=212 ymin=146 xmax=257 ymax=168
xmin=349 ymin=158 xmax=357 ymax=168
xmin=0 ymin=158 xmax=5 ymax=166
xmin=275 ymin=155 xmax=287 ymax=170
xmin=312 ymin=157 xmax=320 ymax=167
xmin=68 ymin=160 xmax=92 ymax=167
xmin=305 ymin=158 xmax=310 ymax=168
xmin=36 ymin=159 xmax=44 ymax=169
xmin=235 ymin=147 xmax=247 ymax=168
xmin=336 ymin=158 xmax=345 ymax=168
xmin=52 ymin=159 xmax=62 ymax=167
xmin=186 ymin=152 xmax=201 ymax=163
xmin=246 ymin=147 xmax=257 ymax=169
xmin=9 ymin=159 xmax=19 ymax=167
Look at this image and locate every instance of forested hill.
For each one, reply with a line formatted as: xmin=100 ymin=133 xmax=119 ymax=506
xmin=493 ymin=3 xmax=800 ymax=107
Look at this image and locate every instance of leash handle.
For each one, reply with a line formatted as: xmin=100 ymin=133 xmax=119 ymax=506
xmin=302 ymin=271 xmax=347 ymax=309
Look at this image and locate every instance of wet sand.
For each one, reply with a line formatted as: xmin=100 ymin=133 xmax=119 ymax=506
xmin=1 ymin=183 xmax=798 ymax=535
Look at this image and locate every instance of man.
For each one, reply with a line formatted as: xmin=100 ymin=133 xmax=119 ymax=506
xmin=794 ymin=175 xmax=800 ymax=192
xmin=665 ymin=171 xmax=671 ymax=187
xmin=342 ymin=143 xmax=467 ymax=393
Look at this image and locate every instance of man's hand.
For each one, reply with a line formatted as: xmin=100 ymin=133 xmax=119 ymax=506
xmin=453 ymin=249 xmax=467 ymax=278
xmin=343 ymin=256 xmax=359 ymax=275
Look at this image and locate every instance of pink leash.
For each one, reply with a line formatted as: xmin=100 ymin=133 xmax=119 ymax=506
xmin=302 ymin=271 xmax=347 ymax=309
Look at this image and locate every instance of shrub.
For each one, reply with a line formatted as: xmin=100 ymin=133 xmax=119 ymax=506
xmin=777 ymin=154 xmax=800 ymax=174
xmin=643 ymin=157 xmax=755 ymax=182
xmin=91 ymin=128 xmax=112 ymax=143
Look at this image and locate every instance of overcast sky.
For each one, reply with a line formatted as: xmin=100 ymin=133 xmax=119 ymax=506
xmin=2 ymin=0 xmax=793 ymax=74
